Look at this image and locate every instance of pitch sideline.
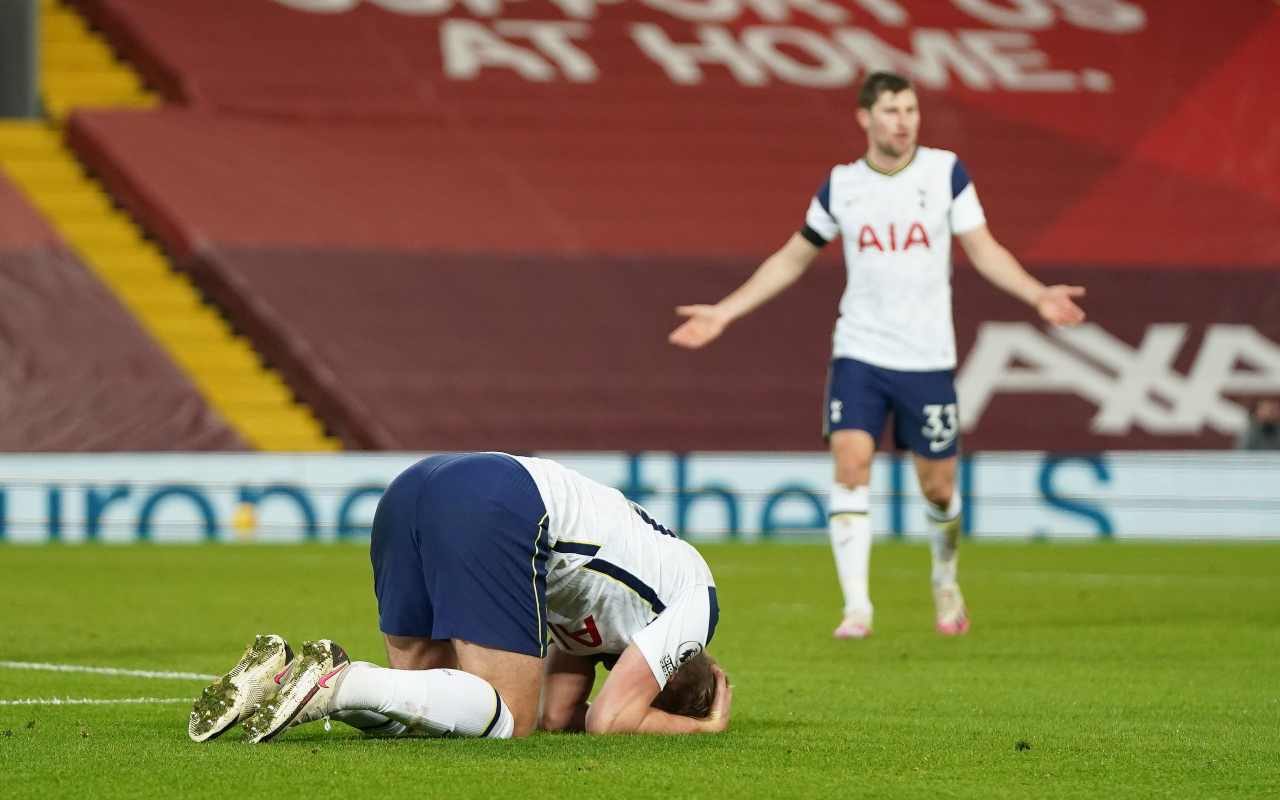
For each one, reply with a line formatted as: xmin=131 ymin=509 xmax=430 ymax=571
xmin=0 ymin=696 xmax=190 ymax=706
xmin=0 ymin=660 xmax=215 ymax=681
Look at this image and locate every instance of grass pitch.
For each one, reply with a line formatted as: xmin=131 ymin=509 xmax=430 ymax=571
xmin=1 ymin=541 xmax=1278 ymax=799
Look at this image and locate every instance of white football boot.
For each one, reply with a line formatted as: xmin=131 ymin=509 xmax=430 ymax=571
xmin=189 ymin=634 xmax=295 ymax=742
xmin=934 ymin=583 xmax=970 ymax=636
xmin=833 ymin=608 xmax=873 ymax=640
xmin=242 ymin=639 xmax=351 ymax=743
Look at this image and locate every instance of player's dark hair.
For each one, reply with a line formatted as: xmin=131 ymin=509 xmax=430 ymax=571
xmin=858 ymin=71 xmax=913 ymax=109
xmin=650 ymin=652 xmax=717 ymax=719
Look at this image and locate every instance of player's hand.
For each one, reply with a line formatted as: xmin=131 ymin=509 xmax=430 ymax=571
xmin=698 ymin=664 xmax=733 ymax=733
xmin=1035 ymin=285 xmax=1086 ymax=326
xmin=668 ymin=305 xmax=730 ymax=349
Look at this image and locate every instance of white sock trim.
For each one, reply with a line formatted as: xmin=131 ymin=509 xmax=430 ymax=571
xmin=925 ymin=491 xmax=962 ymax=523
xmin=829 ymin=483 xmax=870 ymax=515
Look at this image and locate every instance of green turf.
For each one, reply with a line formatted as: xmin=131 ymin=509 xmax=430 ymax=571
xmin=2 ymin=541 xmax=1278 ymax=799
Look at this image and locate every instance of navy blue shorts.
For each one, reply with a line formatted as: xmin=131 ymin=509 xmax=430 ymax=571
xmin=370 ymin=453 xmax=550 ymax=658
xmin=823 ymin=358 xmax=960 ymax=459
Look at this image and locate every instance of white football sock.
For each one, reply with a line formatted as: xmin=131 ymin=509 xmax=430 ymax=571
xmin=333 ymin=662 xmax=515 ymax=739
xmin=329 ymin=709 xmax=410 ymax=738
xmin=829 ymin=483 xmax=872 ymax=618
xmin=927 ymin=492 xmax=963 ymax=588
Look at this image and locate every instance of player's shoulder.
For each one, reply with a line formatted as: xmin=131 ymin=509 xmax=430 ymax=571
xmin=916 ymin=147 xmax=976 ymax=197
xmin=821 ymin=159 xmax=869 ymax=196
xmin=830 ymin=158 xmax=866 ymax=179
xmin=921 ymin=145 xmax=962 ymax=162
xmin=916 ymin=145 xmax=962 ymax=168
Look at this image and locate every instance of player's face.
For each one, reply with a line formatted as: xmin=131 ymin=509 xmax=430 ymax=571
xmin=859 ymin=89 xmax=920 ymax=160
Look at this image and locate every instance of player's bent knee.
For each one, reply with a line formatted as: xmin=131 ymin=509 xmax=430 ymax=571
xmin=919 ymin=479 xmax=954 ymax=508
xmin=452 ymin=639 xmax=544 ymax=738
xmin=832 ymin=446 xmax=873 ymax=489
xmin=834 ymin=457 xmax=871 ymax=489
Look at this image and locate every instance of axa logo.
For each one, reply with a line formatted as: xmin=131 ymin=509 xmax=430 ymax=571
xmin=856 ymin=222 xmax=931 ymax=253
xmin=956 ymin=323 xmax=1280 ymax=435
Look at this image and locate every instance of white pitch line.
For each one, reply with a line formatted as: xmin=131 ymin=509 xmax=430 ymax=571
xmin=0 ymin=696 xmax=189 ymax=706
xmin=0 ymin=661 xmax=215 ymax=681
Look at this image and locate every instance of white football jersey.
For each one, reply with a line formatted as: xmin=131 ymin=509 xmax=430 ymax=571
xmin=512 ymin=455 xmax=718 ymax=689
xmin=802 ymin=146 xmax=986 ymax=371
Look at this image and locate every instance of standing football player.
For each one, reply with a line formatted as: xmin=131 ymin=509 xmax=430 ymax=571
xmin=668 ymin=72 xmax=1086 ymax=639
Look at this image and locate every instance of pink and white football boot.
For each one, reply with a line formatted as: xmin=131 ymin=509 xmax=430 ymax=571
xmin=833 ymin=608 xmax=873 ymax=640
xmin=933 ymin=583 xmax=970 ymax=636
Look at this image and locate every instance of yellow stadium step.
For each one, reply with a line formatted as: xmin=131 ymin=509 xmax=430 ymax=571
xmin=0 ymin=122 xmax=62 ymax=156
xmin=235 ymin=412 xmax=331 ymax=440
xmin=197 ymin=379 xmax=297 ymax=408
xmin=58 ymin=216 xmax=146 ymax=249
xmin=0 ymin=157 xmax=85 ymax=186
xmin=42 ymin=40 xmax=116 ymax=71
xmin=44 ymin=70 xmax=144 ymax=95
xmin=12 ymin=6 xmax=342 ymax=452
xmin=113 ymin=285 xmax=206 ymax=315
xmin=39 ymin=4 xmax=158 ymax=122
xmin=28 ymin=190 xmax=115 ymax=219
xmin=134 ymin=311 xmax=241 ymax=342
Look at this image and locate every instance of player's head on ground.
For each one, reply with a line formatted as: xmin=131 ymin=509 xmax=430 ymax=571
xmin=650 ymin=651 xmax=718 ymax=718
xmin=856 ymin=71 xmax=919 ymax=164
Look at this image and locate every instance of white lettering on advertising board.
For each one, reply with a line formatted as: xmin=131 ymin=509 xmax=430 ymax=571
xmin=958 ymin=323 xmax=1280 ymax=436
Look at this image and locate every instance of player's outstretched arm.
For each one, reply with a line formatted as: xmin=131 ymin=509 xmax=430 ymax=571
xmin=957 ymin=225 xmax=1086 ymax=326
xmin=585 ymin=646 xmax=732 ymax=735
xmin=668 ymin=232 xmax=821 ymax=349
xmin=539 ymin=645 xmax=596 ymax=733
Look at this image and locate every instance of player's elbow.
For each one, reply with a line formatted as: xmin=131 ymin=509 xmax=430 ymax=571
xmin=583 ymin=701 xmax=629 ymax=735
xmin=583 ymin=704 xmax=614 ymax=735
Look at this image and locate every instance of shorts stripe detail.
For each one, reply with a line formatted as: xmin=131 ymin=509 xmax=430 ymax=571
xmin=552 ymin=540 xmax=601 ymax=557
xmin=706 ymin=587 xmax=720 ymax=646
xmin=481 ymin=687 xmax=502 ymax=738
xmin=582 ymin=559 xmax=666 ymax=614
xmin=532 ymin=512 xmax=549 ymax=658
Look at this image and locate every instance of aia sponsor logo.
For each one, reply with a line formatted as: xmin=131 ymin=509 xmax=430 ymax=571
xmin=857 ymin=222 xmax=931 ymax=253
xmin=550 ymin=615 xmax=603 ymax=649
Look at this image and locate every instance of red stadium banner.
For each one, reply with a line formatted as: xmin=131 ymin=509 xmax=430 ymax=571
xmin=61 ymin=1 xmax=1280 ymax=451
xmin=952 ymin=269 xmax=1280 ymax=451
xmin=71 ymin=0 xmax=1280 ymax=265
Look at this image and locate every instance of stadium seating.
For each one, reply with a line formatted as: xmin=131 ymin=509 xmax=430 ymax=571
xmin=0 ymin=154 xmax=244 ymax=450
xmin=13 ymin=3 xmax=338 ymax=451
xmin=48 ymin=0 xmax=1280 ymax=449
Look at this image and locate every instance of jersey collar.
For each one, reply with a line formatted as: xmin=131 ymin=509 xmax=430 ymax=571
xmin=862 ymin=147 xmax=918 ymax=177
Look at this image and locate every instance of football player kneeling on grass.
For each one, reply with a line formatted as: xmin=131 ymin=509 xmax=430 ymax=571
xmin=188 ymin=452 xmax=731 ymax=741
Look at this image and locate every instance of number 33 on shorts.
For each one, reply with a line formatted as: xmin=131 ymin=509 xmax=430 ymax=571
xmin=921 ymin=403 xmax=958 ymax=453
